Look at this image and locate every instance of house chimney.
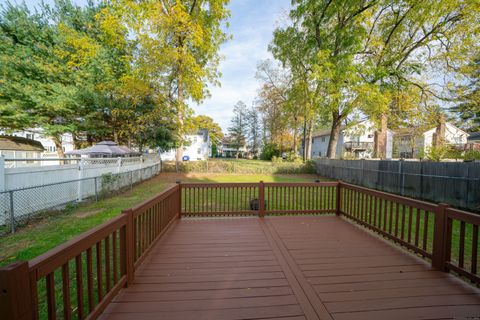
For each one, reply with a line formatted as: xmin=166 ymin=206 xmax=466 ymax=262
xmin=433 ymin=116 xmax=446 ymax=146
xmin=374 ymin=113 xmax=388 ymax=159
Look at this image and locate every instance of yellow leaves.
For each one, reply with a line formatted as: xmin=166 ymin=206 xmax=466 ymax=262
xmin=56 ymin=23 xmax=100 ymax=68
xmin=96 ymin=8 xmax=127 ymax=49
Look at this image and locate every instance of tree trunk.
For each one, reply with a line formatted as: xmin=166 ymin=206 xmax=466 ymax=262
xmin=293 ymin=117 xmax=298 ymax=153
xmin=374 ymin=113 xmax=388 ymax=158
xmin=302 ymin=118 xmax=307 ymax=161
xmin=305 ymin=120 xmax=313 ymax=160
xmin=326 ymin=113 xmax=342 ymax=159
xmin=52 ymin=135 xmax=65 ymax=159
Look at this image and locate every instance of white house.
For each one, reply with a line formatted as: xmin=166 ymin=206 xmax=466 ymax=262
xmin=0 ymin=135 xmax=45 ymax=160
xmin=0 ymin=128 xmax=74 ymax=157
xmin=161 ymin=129 xmax=211 ymax=161
xmin=395 ymin=121 xmax=469 ymax=158
xmin=309 ymin=120 xmax=393 ymax=159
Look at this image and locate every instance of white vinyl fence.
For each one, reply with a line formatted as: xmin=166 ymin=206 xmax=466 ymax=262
xmin=0 ymin=155 xmax=161 ymax=233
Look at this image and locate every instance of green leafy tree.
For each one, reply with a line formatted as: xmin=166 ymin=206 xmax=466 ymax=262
xmin=452 ymin=55 xmax=480 ymax=131
xmin=109 ymin=0 xmax=230 ymax=162
xmin=228 ymin=101 xmax=247 ymax=158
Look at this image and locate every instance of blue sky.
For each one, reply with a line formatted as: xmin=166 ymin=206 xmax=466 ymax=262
xmin=4 ymin=0 xmax=291 ymax=131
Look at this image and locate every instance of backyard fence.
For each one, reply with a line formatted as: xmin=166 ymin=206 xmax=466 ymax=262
xmin=0 ymin=163 xmax=161 ymax=234
xmin=315 ymin=158 xmax=480 ymax=212
xmin=0 ymin=181 xmax=479 ymax=320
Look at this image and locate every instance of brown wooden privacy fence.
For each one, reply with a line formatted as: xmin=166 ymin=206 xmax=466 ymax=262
xmin=1 ymin=181 xmax=480 ymax=320
xmin=0 ymin=184 xmax=180 ymax=320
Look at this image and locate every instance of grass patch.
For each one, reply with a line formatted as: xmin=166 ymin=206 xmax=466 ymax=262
xmin=162 ymin=158 xmax=317 ymax=174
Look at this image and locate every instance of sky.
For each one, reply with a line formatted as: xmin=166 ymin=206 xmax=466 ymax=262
xmin=6 ymin=0 xmax=292 ymax=132
xmin=192 ymin=0 xmax=291 ymax=131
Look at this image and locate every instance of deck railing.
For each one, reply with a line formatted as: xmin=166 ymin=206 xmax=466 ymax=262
xmin=1 ymin=181 xmax=479 ymax=320
xmin=0 ymin=184 xmax=180 ymax=320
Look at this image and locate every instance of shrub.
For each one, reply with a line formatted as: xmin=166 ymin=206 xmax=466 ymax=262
xmin=464 ymin=150 xmax=480 ymax=161
xmin=260 ymin=143 xmax=281 ymax=160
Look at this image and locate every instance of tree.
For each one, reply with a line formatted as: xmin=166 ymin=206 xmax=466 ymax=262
xmin=109 ymin=0 xmax=230 ymax=163
xmin=452 ymin=55 xmax=480 ymax=131
xmin=228 ymin=101 xmax=247 ymax=158
xmin=190 ymin=115 xmax=224 ymax=144
xmin=246 ymin=105 xmax=262 ymax=157
xmin=270 ymin=0 xmax=479 ymax=159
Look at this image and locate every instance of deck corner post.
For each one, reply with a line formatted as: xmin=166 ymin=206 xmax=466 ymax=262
xmin=336 ymin=181 xmax=342 ymax=216
xmin=259 ymin=181 xmax=265 ymax=218
xmin=122 ymin=208 xmax=135 ymax=285
xmin=432 ymin=203 xmax=450 ymax=271
xmin=176 ymin=181 xmax=182 ymax=219
xmin=0 ymin=261 xmax=33 ymax=320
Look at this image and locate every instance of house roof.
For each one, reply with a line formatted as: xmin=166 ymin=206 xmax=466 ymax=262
xmin=65 ymin=141 xmax=140 ymax=156
xmin=468 ymin=132 xmax=480 ymax=141
xmin=0 ymin=135 xmax=44 ymax=152
xmin=312 ymin=127 xmax=345 ymax=138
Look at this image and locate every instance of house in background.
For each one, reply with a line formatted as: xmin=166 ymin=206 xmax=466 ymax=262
xmin=309 ymin=120 xmax=393 ymax=159
xmin=217 ymin=136 xmax=248 ymax=158
xmin=467 ymin=132 xmax=480 ymax=143
xmin=395 ymin=120 xmax=470 ymax=158
xmin=161 ymin=129 xmax=211 ymax=161
xmin=0 ymin=135 xmax=44 ymax=160
xmin=0 ymin=128 xmax=74 ymax=157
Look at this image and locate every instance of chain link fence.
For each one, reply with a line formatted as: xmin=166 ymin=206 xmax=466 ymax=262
xmin=0 ymin=163 xmax=160 ymax=235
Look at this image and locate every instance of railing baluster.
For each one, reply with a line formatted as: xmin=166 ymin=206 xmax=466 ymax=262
xmin=422 ymin=211 xmax=429 ymax=251
xmin=472 ymin=225 xmax=478 ymax=275
xmin=105 ymin=235 xmax=111 ymax=292
xmin=62 ymin=263 xmax=71 ymax=320
xmin=46 ymin=272 xmax=56 ymax=320
xmin=407 ymin=206 xmax=413 ymax=244
xmin=415 ymin=208 xmax=421 ymax=247
xmin=75 ymin=255 xmax=84 ymax=320
xmin=86 ymin=247 xmax=94 ymax=312
xmin=459 ymin=221 xmax=465 ymax=269
xmin=96 ymin=242 xmax=103 ymax=302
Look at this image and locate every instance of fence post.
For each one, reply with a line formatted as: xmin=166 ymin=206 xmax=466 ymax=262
xmin=0 ymin=261 xmax=33 ymax=320
xmin=432 ymin=203 xmax=450 ymax=271
xmin=77 ymin=158 xmax=85 ymax=202
xmin=9 ymin=191 xmax=15 ymax=233
xmin=122 ymin=209 xmax=135 ymax=285
xmin=336 ymin=181 xmax=342 ymax=216
xmin=258 ymin=181 xmax=265 ymax=217
xmin=94 ymin=177 xmax=98 ymax=202
xmin=0 ymin=156 xmax=5 ymax=192
xmin=117 ymin=157 xmax=122 ymax=174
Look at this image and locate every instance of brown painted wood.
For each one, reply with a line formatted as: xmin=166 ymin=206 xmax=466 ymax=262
xmin=98 ymin=216 xmax=480 ymax=320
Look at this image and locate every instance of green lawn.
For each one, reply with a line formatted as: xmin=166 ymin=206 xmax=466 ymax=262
xmin=0 ymin=172 xmax=323 ymax=267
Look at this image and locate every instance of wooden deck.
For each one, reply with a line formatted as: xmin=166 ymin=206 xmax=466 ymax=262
xmin=100 ymin=216 xmax=480 ymax=320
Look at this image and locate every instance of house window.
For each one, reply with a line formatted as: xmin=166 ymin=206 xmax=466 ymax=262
xmin=197 ymin=148 xmax=201 ymax=154
xmin=368 ymin=134 xmax=373 ymax=138
xmin=321 ymin=137 xmax=325 ymax=142
xmin=26 ymin=133 xmax=34 ymax=140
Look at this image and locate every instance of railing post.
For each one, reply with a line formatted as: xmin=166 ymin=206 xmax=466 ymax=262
xmin=0 ymin=261 xmax=33 ymax=320
xmin=336 ymin=181 xmax=342 ymax=216
xmin=176 ymin=181 xmax=182 ymax=218
xmin=432 ymin=203 xmax=450 ymax=271
xmin=122 ymin=209 xmax=135 ymax=285
xmin=258 ymin=181 xmax=265 ymax=217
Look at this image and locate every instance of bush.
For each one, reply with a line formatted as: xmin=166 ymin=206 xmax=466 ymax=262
xmin=271 ymin=156 xmax=283 ymax=163
xmin=260 ymin=143 xmax=281 ymax=160
xmin=464 ymin=150 xmax=480 ymax=161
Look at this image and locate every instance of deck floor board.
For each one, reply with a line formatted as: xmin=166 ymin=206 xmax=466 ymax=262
xmin=100 ymin=216 xmax=480 ymax=320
